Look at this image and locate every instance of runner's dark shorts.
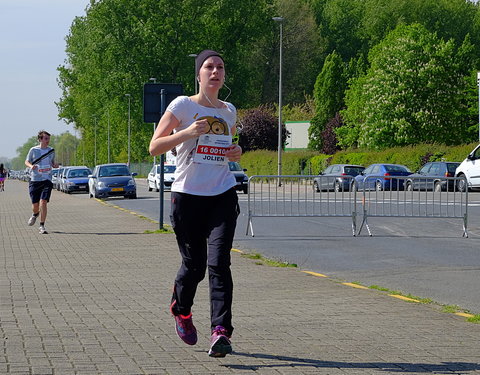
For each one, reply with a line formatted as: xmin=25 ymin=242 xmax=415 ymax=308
xmin=29 ymin=180 xmax=53 ymax=204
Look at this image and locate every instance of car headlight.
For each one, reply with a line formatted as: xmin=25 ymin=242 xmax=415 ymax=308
xmin=97 ymin=181 xmax=106 ymax=188
xmin=127 ymin=179 xmax=135 ymax=186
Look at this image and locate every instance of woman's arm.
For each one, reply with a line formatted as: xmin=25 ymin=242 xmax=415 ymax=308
xmin=149 ymin=111 xmax=210 ymax=157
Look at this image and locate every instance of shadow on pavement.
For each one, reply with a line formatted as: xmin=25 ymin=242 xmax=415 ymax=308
xmin=224 ymin=353 xmax=480 ymax=373
xmin=51 ymin=231 xmax=141 ymax=235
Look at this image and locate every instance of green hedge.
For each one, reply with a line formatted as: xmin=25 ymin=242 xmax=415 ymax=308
xmin=240 ymin=143 xmax=478 ymax=175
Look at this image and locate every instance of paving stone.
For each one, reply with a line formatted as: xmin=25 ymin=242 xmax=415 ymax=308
xmin=1 ymin=180 xmax=480 ymax=375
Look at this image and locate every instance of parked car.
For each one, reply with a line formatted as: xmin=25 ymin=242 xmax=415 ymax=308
xmin=147 ymin=164 xmax=176 ymax=192
xmin=353 ymin=164 xmax=411 ymax=191
xmin=405 ymin=162 xmax=460 ymax=192
xmin=58 ymin=167 xmax=71 ymax=192
xmin=455 ymin=143 xmax=480 ymax=192
xmin=62 ymin=166 xmax=92 ymax=194
xmin=51 ymin=168 xmax=59 ymax=188
xmin=88 ymin=163 xmax=137 ymax=199
xmin=228 ymin=161 xmax=249 ymax=194
xmin=54 ymin=167 xmax=65 ymax=190
xmin=313 ymin=164 xmax=365 ymax=192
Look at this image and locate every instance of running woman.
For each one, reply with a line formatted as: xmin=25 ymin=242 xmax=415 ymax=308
xmin=149 ymin=50 xmax=242 ymax=357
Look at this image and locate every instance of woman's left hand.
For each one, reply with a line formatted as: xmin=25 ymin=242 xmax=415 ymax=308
xmin=225 ymin=144 xmax=242 ymax=162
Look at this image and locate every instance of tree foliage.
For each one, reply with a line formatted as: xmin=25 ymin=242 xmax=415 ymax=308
xmin=340 ymin=24 xmax=477 ymax=149
xmin=43 ymin=0 xmax=480 ymax=165
xmin=308 ymin=50 xmax=345 ymax=150
xmin=57 ymin=0 xmax=275 ymax=165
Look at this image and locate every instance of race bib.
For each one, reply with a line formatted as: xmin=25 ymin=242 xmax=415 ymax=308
xmin=193 ymin=134 xmax=232 ymax=165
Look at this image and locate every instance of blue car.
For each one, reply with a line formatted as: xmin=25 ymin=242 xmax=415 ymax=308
xmin=88 ymin=163 xmax=137 ymax=199
xmin=353 ymin=164 xmax=411 ymax=191
xmin=63 ymin=166 xmax=92 ymax=193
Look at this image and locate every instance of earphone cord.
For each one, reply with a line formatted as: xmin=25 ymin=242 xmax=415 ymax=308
xmin=223 ymin=83 xmax=232 ymax=101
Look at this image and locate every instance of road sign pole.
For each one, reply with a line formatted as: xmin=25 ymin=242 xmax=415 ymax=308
xmin=158 ymin=89 xmax=167 ymax=230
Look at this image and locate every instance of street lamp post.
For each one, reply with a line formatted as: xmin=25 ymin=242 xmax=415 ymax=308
xmin=125 ymin=94 xmax=131 ymax=165
xmin=107 ymin=110 xmax=111 ymax=163
xmin=188 ymin=53 xmax=198 ymax=94
xmin=92 ymin=115 xmax=97 ymax=166
xmin=273 ymin=17 xmax=284 ymax=184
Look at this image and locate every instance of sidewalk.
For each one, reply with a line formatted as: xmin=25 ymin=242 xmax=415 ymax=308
xmin=1 ymin=179 xmax=479 ymax=375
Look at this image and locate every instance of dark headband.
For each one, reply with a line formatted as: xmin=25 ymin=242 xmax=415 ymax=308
xmin=195 ymin=50 xmax=223 ymax=77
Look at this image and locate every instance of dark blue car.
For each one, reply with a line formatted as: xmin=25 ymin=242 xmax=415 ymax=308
xmin=353 ymin=164 xmax=411 ymax=191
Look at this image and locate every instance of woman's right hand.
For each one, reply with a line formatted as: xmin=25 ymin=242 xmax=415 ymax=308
xmin=186 ymin=119 xmax=210 ymax=138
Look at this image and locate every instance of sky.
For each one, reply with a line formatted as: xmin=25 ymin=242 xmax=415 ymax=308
xmin=0 ymin=0 xmax=89 ymax=159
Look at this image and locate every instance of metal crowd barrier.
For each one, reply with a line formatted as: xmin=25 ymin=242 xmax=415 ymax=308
xmin=357 ymin=175 xmax=468 ymax=237
xmin=246 ymin=175 xmax=358 ymax=237
xmin=246 ymin=175 xmax=468 ymax=238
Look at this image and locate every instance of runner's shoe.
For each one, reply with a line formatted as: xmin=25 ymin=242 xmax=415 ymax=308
xmin=208 ymin=326 xmax=232 ymax=357
xmin=28 ymin=215 xmax=37 ymax=226
xmin=170 ymin=300 xmax=197 ymax=345
xmin=39 ymin=225 xmax=48 ymax=234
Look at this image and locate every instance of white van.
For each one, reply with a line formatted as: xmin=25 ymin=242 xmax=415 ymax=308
xmin=455 ymin=144 xmax=480 ymax=191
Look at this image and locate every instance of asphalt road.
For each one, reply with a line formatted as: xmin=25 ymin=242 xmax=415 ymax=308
xmin=83 ymin=179 xmax=480 ymax=314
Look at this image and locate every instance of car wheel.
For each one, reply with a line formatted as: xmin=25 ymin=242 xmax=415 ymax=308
xmin=129 ymin=194 xmax=137 ymax=199
xmin=434 ymin=182 xmax=442 ymax=192
xmin=457 ymin=174 xmax=467 ymax=192
xmin=376 ymin=181 xmax=383 ymax=191
xmin=406 ymin=182 xmax=412 ymax=191
xmin=334 ymin=181 xmax=341 ymax=193
xmin=313 ymin=181 xmax=320 ymax=193
xmin=148 ymin=182 xmax=152 ymax=192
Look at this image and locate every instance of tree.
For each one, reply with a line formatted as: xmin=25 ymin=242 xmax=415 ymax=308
xmin=258 ymin=0 xmax=322 ymax=105
xmin=237 ymin=107 xmax=289 ymax=152
xmin=57 ymin=0 xmax=273 ymax=165
xmin=10 ymin=137 xmax=38 ymax=170
xmin=340 ymin=24 xmax=476 ymax=149
xmin=308 ymin=50 xmax=345 ymax=151
xmin=54 ymin=132 xmax=80 ymax=166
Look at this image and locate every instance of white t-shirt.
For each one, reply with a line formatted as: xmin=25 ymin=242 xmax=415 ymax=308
xmin=167 ymin=96 xmax=237 ymax=196
xmin=26 ymin=146 xmax=56 ymax=182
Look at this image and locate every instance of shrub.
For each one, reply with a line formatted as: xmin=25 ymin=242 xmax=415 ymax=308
xmin=237 ymin=106 xmax=289 ymax=152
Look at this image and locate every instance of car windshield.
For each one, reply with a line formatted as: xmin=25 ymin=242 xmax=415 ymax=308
xmin=385 ymin=165 xmax=410 ymax=172
xmin=157 ymin=165 xmax=176 ymax=174
xmin=68 ymin=169 xmax=91 ymax=178
xmin=99 ymin=166 xmax=130 ymax=177
xmin=228 ymin=162 xmax=242 ymax=171
xmin=344 ymin=167 xmax=364 ymax=176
